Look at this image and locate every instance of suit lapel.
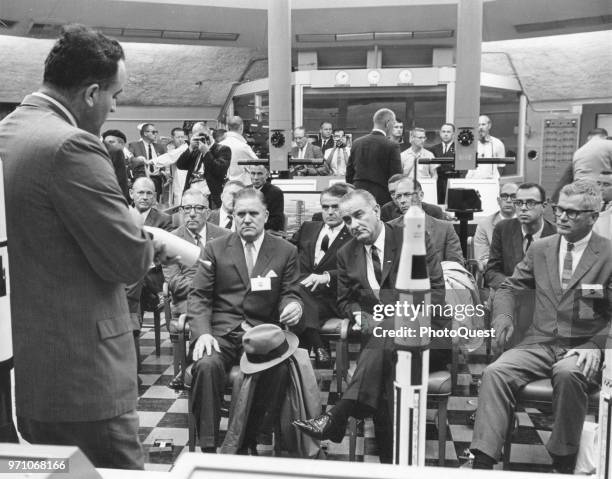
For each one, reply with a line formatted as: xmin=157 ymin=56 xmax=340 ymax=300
xmin=380 ymin=225 xmax=397 ymax=287
xmin=309 ymin=223 xmax=324 ymax=267
xmin=511 ymin=221 xmax=524 ymax=263
xmin=564 ymin=238 xmax=600 ymax=291
xmin=252 ymin=234 xmax=274 ymax=278
xmin=230 ymin=235 xmax=250 ymax=287
xmin=545 ymin=236 xmax=562 ymax=293
xmin=352 ymin=241 xmax=369 ymax=290
xmin=144 ymin=209 xmax=155 ymax=227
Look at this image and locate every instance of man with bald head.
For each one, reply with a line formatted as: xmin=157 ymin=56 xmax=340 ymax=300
xmin=466 ymin=115 xmax=506 ymax=179
xmin=220 ymin=115 xmax=258 ymax=184
xmin=346 ymin=108 xmax=403 ymax=205
xmin=176 ymin=121 xmax=231 ymax=209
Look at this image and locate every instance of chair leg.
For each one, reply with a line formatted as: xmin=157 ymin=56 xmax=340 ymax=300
xmin=188 ymin=391 xmax=196 ymax=452
xmin=437 ymin=397 xmax=448 ymax=467
xmin=153 ymin=309 xmax=161 ymax=356
xmin=348 ymin=416 xmax=357 ymax=461
xmin=502 ymin=409 xmax=516 ymax=470
xmin=335 ymin=340 xmax=344 ymax=394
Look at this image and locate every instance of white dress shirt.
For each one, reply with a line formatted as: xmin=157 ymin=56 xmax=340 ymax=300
xmin=219 ymin=208 xmax=236 ymax=232
xmin=521 ymin=221 xmax=545 ymax=252
xmin=401 ymin=147 xmax=438 ymax=178
xmin=364 ymin=226 xmax=386 ymax=292
xmin=465 ymin=135 xmax=506 ymax=179
xmin=220 ymin=131 xmax=258 ymax=181
xmin=324 ymin=147 xmax=350 ymax=175
xmin=314 ymin=224 xmax=343 ymax=265
xmin=558 ymin=232 xmax=592 ymax=283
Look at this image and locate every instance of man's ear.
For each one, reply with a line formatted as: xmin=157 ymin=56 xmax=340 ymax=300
xmin=83 ymin=83 xmax=100 ymax=108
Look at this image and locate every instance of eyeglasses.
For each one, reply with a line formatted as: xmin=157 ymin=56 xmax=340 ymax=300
xmin=395 ymin=192 xmax=419 ymax=200
xmin=552 ymin=205 xmax=595 ymax=220
xmin=598 ymin=181 xmax=612 ymax=188
xmin=146 ymin=130 xmax=158 ymax=134
xmin=512 ymin=199 xmax=543 ymax=209
xmin=499 ymin=193 xmax=516 ymax=201
xmin=181 ymin=205 xmax=207 ymax=213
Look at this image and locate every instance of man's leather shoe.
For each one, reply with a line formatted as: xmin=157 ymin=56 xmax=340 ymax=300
xmin=292 ymin=413 xmax=344 ymax=443
xmin=315 ymin=347 xmax=331 ymax=368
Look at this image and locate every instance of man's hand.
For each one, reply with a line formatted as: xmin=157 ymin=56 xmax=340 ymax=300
xmin=492 ymin=314 xmax=514 ymax=354
xmin=300 ymin=273 xmax=330 ymax=292
xmin=192 ymin=333 xmax=220 ymax=361
xmin=352 ymin=311 xmax=362 ymax=331
xmin=279 ymin=302 xmax=302 ymax=327
xmin=152 ymin=240 xmax=181 ymax=266
xmin=564 ymin=347 xmax=601 ymax=382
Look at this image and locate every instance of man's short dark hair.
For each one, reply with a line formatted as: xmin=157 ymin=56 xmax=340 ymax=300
xmin=517 ymin=182 xmax=547 ymax=202
xmin=171 ymin=127 xmax=185 ymax=137
xmin=320 ymin=121 xmax=333 ymax=128
xmin=101 ymin=129 xmax=126 ymax=143
xmin=140 ymin=123 xmax=155 ymax=136
xmin=397 ymin=176 xmax=423 ymax=191
xmin=234 ymin=187 xmax=267 ymax=208
xmin=441 ymin=122 xmax=456 ymax=131
xmin=388 ymin=173 xmax=405 ymax=184
xmin=321 ymin=183 xmax=351 ymax=199
xmin=43 ymin=24 xmax=124 ymax=92
xmin=588 ymin=128 xmax=608 ymax=138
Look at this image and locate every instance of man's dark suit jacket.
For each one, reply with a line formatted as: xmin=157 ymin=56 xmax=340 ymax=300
xmin=208 ymin=208 xmax=221 ymax=227
xmin=187 ymin=232 xmax=302 ymax=342
xmin=164 ymin=222 xmax=230 ymax=313
xmin=346 ymin=131 xmax=402 ymax=206
xmin=485 ymin=218 xmax=557 ymax=290
xmin=291 ymin=222 xmax=351 ymax=329
xmin=127 ymin=140 xmax=166 ymax=178
xmin=176 ymin=143 xmax=231 ymax=208
xmin=380 ymin=200 xmax=444 ymax=222
xmin=252 ymin=182 xmax=285 ymax=232
xmin=109 ymin=149 xmax=130 ymax=203
xmin=313 ymin=137 xmax=334 ymax=155
xmin=430 ymin=142 xmax=462 ymax=204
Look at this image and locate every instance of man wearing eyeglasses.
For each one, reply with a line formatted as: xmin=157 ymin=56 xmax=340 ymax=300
xmin=164 ymin=189 xmax=230 ymax=319
xmin=473 ymin=182 xmax=519 ymax=272
xmin=400 ymin=127 xmax=438 ymax=179
xmin=470 ymin=180 xmax=612 ymax=473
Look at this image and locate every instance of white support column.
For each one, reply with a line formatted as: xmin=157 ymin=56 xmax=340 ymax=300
xmin=267 ymin=0 xmax=292 ymax=171
xmin=517 ymin=93 xmax=527 ymax=178
xmin=293 ymin=83 xmax=304 ymax=129
xmin=446 ymin=82 xmax=455 ymax=124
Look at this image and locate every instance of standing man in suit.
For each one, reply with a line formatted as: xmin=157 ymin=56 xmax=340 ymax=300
xmin=128 ymin=123 xmax=166 ymax=200
xmin=473 ymin=182 xmax=519 ymax=272
xmin=208 ymin=180 xmax=245 ymax=231
xmin=293 ymin=189 xmax=447 ymax=463
xmin=164 ymin=189 xmax=230 ymax=318
xmin=291 ymin=183 xmax=352 ymax=363
xmin=102 ymin=129 xmax=131 ymax=203
xmin=470 ymin=180 xmax=612 ymax=472
xmin=389 ymin=177 xmax=464 ymax=264
xmin=346 ymin=108 xmax=403 ymax=206
xmin=187 ymin=188 xmax=302 ymax=451
xmin=0 ymin=25 xmax=160 ymax=469
xmin=176 ymin=122 xmax=231 ymax=209
xmin=431 ymin=123 xmax=461 ymax=204
xmin=249 ymin=165 xmax=284 ymax=233
xmin=300 ymin=129 xmax=351 ymax=176
xmin=313 ymin=121 xmax=334 ymax=155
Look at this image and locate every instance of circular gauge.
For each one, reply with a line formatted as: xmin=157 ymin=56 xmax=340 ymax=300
xmin=367 ymin=70 xmax=381 ymax=85
xmin=398 ymin=69 xmax=413 ymax=84
xmin=335 ymin=70 xmax=350 ymax=85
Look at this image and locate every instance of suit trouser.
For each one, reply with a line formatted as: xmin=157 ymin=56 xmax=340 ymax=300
xmin=470 ymin=343 xmax=592 ymax=461
xmin=17 ymin=410 xmax=144 ymax=470
xmin=0 ymin=360 xmax=18 ymax=443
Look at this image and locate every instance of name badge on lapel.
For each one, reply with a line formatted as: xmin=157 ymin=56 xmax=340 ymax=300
xmin=581 ymin=284 xmax=604 ymax=299
xmin=251 ymin=276 xmax=271 ymax=291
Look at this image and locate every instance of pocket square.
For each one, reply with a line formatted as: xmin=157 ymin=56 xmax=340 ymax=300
xmin=265 ymin=270 xmax=278 ymax=278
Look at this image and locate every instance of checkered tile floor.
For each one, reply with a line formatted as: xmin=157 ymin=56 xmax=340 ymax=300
xmin=137 ymin=318 xmax=594 ymax=472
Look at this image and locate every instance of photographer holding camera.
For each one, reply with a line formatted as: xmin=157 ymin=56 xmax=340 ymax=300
xmin=295 ymin=129 xmax=350 ymax=176
xmin=176 ymin=122 xmax=231 ymax=209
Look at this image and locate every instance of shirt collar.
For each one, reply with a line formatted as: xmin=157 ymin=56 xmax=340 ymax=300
xmin=365 ymin=223 xmax=385 ymax=253
xmin=372 ymin=128 xmax=387 ymax=136
xmin=561 ymin=231 xmax=592 ymax=249
xmin=31 ymin=92 xmax=78 ymax=127
xmin=522 ymin=220 xmax=545 ymax=239
xmin=241 ymin=231 xmax=265 ymax=253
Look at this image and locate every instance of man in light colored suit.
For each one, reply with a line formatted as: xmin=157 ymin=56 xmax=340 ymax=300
xmin=187 ymin=187 xmax=303 ymax=451
xmin=594 ymin=170 xmax=612 ymax=239
xmin=0 ymin=25 xmax=160 ymax=469
xmin=470 ymin=180 xmax=612 ymax=472
xmin=291 ymin=126 xmax=323 ymax=176
xmin=164 ymin=189 xmax=230 ymax=317
xmin=207 ymin=180 xmax=245 ymax=231
xmin=389 ymin=177 xmax=464 ymax=264
xmin=473 ymin=182 xmax=518 ymax=272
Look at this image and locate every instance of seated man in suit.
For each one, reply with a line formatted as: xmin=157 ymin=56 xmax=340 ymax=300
xmin=164 ymin=189 xmax=230 ymax=319
xmin=291 ymin=183 xmax=352 ymax=364
xmin=291 ymin=126 xmax=323 ymax=177
xmin=473 ymin=182 xmax=518 ymax=272
xmin=470 ymin=180 xmax=612 ymax=472
xmin=187 ymin=187 xmax=303 ymax=452
xmin=389 ymin=177 xmax=464 ymax=264
xmin=249 ymin=165 xmax=284 ymax=233
xmin=380 ymin=173 xmax=445 ymax=222
xmin=594 ymin=170 xmax=612 ymax=239
xmin=208 ymin=180 xmax=245 ymax=231
xmin=293 ymin=189 xmax=448 ymax=463
xmin=176 ymin=122 xmax=231 ymax=209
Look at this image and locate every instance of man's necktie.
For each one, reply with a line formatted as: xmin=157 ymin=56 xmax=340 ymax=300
xmin=194 ymin=233 xmax=202 ymax=248
xmin=561 ymin=243 xmax=574 ymax=289
xmin=371 ymin=244 xmax=382 ymax=285
xmin=224 ymin=216 xmax=233 ymax=230
xmin=147 ymin=143 xmax=154 ymax=174
xmin=245 ymin=242 xmax=255 ymax=277
xmin=320 ymin=234 xmax=330 ymax=253
xmin=524 ymin=233 xmax=533 ymax=253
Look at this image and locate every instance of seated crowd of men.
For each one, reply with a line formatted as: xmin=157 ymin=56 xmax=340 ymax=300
xmin=107 ymin=109 xmax=612 ymax=471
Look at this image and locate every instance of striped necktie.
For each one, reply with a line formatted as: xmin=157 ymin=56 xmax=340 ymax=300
xmin=561 ymin=243 xmax=574 ymax=289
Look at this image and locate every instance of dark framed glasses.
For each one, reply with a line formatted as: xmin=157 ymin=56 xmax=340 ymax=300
xmin=551 ymin=205 xmax=595 ymax=220
xmin=181 ymin=204 xmax=207 ymax=213
xmin=512 ymin=199 xmax=543 ymax=209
